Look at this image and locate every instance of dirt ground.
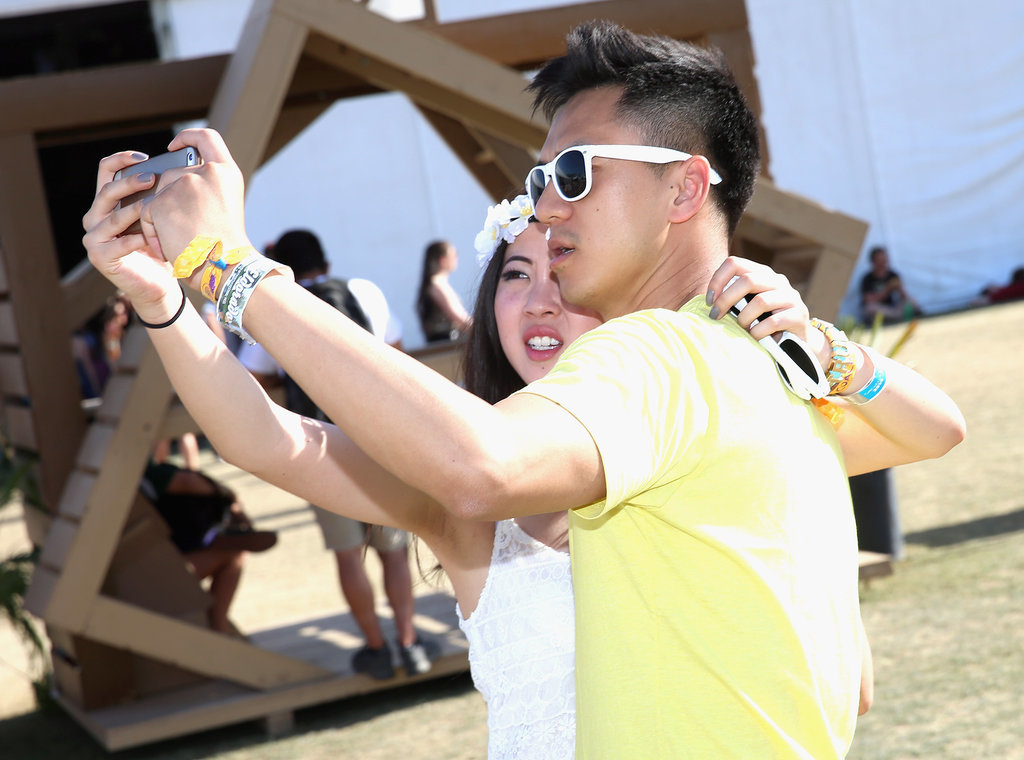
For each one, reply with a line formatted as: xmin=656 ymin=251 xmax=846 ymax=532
xmin=1 ymin=298 xmax=1021 ymax=759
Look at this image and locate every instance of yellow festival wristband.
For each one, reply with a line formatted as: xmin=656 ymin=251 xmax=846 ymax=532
xmin=172 ymin=235 xmax=221 ymax=279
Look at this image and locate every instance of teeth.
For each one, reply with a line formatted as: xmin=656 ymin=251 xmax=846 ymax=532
xmin=528 ymin=336 xmax=562 ymax=350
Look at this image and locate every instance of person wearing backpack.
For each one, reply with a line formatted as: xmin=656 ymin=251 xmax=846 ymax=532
xmin=238 ymin=229 xmax=437 ymax=679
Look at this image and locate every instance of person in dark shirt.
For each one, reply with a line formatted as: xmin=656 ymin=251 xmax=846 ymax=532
xmin=860 ymin=245 xmax=921 ymax=323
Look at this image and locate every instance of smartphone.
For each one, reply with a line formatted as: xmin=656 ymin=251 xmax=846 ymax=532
xmin=114 ymin=147 xmax=201 ymax=233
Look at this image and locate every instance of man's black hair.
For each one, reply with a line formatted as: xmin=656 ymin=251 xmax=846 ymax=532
xmin=273 ymin=229 xmax=328 ymax=277
xmin=528 ymin=20 xmax=761 ymax=235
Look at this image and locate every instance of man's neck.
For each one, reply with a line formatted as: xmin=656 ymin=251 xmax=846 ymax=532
xmin=614 ymin=235 xmax=728 ymax=318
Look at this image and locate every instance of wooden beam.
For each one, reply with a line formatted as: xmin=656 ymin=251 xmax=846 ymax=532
xmin=745 ymin=177 xmax=869 ymax=254
xmin=0 ymin=132 xmax=86 ymax=510
xmin=85 ymin=596 xmax=331 ymax=689
xmin=297 ymin=17 xmax=547 ymax=148
xmin=416 ymin=107 xmax=521 ymax=201
xmin=802 ymin=245 xmax=860 ymax=322
xmin=467 ymin=126 xmax=538 ymax=195
xmin=0 ymin=56 xmax=226 ymax=142
xmin=419 ymin=0 xmax=749 ymax=70
xmin=35 ymin=340 xmax=174 ymax=630
xmin=208 ymin=0 xmax=310 ymax=178
xmin=0 ymin=0 xmax=750 ymax=146
xmin=62 ymin=259 xmax=117 ymax=331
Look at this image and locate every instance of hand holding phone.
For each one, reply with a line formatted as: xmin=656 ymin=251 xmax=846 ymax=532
xmin=114 ymin=147 xmax=201 ymax=235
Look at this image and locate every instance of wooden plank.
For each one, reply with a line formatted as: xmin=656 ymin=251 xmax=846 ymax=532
xmin=0 ymin=300 xmax=17 ymax=347
xmin=746 ymin=177 xmax=869 ymax=254
xmin=262 ymin=100 xmax=334 ymax=165
xmin=416 ymin=106 xmax=522 ymax=201
xmin=804 ymin=245 xmax=861 ymax=322
xmin=419 ymin=0 xmax=748 ymax=70
xmin=207 ymin=0 xmax=310 ymax=179
xmin=858 ymin=550 xmax=894 ymax=583
xmin=0 ymin=1 xmax=749 ymax=145
xmin=39 ymin=343 xmax=175 ymax=629
xmin=23 ymin=564 xmax=61 ymax=618
xmin=295 ymin=7 xmax=548 ymax=148
xmin=408 ymin=341 xmax=463 ymax=384
xmin=0 ymin=55 xmax=225 ymax=140
xmin=38 ymin=514 xmax=80 ymax=571
xmin=57 ymin=469 xmax=96 ymax=521
xmin=77 ymin=423 xmax=116 ymax=473
xmin=0 ymin=132 xmax=87 ymax=511
xmin=83 ymin=596 xmax=331 ymax=689
xmin=94 ymin=375 xmax=136 ymax=425
xmin=59 ymin=598 xmax=469 ymax=751
xmin=4 ymin=404 xmax=36 ymax=450
xmin=62 ymin=259 xmax=117 ymax=333
xmin=0 ymin=351 xmax=28 ymax=396
xmin=467 ymin=127 xmax=538 ymax=190
xmin=116 ymin=324 xmax=148 ymax=372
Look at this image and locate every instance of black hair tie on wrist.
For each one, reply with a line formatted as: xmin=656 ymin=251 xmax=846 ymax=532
xmin=136 ymin=284 xmax=187 ymax=329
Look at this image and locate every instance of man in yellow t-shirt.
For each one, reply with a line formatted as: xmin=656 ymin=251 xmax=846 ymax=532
xmin=522 ymin=304 xmax=861 ymax=758
xmin=112 ymin=19 xmax=877 ymax=760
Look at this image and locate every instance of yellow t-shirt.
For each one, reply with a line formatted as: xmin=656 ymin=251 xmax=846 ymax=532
xmin=519 ymin=299 xmax=862 ymax=759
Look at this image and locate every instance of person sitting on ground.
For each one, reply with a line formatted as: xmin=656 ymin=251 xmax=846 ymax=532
xmin=860 ymin=245 xmax=922 ymax=323
xmin=140 ymin=459 xmax=276 ymax=633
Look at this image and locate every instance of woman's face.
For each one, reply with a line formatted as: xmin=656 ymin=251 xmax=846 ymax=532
xmin=494 ymin=224 xmax=603 ymax=384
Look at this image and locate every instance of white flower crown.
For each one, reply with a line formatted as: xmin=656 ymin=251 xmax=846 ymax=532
xmin=473 ymin=194 xmax=535 ymax=268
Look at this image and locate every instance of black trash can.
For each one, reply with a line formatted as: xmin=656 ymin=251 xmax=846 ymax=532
xmin=848 ymin=468 xmax=904 ymax=559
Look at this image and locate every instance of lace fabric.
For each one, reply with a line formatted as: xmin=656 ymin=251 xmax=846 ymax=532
xmin=457 ymin=520 xmax=576 ymax=760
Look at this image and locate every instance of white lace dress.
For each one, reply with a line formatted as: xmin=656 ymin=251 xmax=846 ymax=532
xmin=457 ymin=519 xmax=576 ymax=760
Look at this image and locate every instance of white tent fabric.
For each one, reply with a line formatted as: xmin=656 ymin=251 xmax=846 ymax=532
xmin=747 ymin=0 xmax=1024 ymax=317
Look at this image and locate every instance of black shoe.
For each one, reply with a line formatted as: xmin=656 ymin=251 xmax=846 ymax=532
xmin=398 ymin=636 xmax=440 ymax=676
xmin=351 ymin=644 xmax=395 ymax=680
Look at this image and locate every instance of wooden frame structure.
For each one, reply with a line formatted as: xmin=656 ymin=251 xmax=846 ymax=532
xmin=1 ymin=0 xmax=867 ymax=749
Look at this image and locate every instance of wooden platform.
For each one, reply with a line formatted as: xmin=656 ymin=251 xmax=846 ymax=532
xmin=858 ymin=550 xmax=894 ymax=586
xmin=52 ymin=591 xmax=468 ymax=752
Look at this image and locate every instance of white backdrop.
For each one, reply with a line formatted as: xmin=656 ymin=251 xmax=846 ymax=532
xmin=747 ymin=0 xmax=1024 ymax=316
xmin=38 ymin=0 xmax=1021 ymax=345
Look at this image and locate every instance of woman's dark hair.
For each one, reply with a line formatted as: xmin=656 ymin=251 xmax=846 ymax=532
xmin=528 ymin=20 xmax=761 ymax=236
xmin=415 ymin=240 xmax=451 ymax=328
xmin=460 ymin=239 xmax=527 ymax=404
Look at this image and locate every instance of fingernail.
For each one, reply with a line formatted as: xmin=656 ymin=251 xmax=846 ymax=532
xmin=131 ymin=152 xmax=149 ymax=160
xmin=705 ymin=289 xmax=715 ymax=306
xmin=137 ymin=172 xmax=154 ymax=184
xmin=709 ymin=305 xmax=720 ymax=320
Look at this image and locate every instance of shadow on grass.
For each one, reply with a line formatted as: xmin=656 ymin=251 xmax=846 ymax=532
xmin=904 ymin=506 xmax=1024 ymax=548
xmin=0 ymin=671 xmax=477 ymax=759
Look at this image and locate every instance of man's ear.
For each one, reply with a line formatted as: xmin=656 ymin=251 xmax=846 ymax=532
xmin=667 ymin=159 xmax=714 ymax=224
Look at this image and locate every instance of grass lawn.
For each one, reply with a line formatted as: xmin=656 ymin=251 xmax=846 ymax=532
xmin=1 ymin=302 xmax=1021 ymax=759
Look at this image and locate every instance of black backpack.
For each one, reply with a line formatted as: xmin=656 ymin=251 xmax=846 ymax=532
xmin=284 ymin=278 xmax=372 ymax=420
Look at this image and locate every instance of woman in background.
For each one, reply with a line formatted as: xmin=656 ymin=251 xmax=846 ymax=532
xmin=416 ymin=239 xmax=472 ymax=342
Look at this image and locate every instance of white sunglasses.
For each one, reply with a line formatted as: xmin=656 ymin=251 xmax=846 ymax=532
xmin=729 ymin=297 xmax=830 ymax=401
xmin=526 ymin=144 xmax=723 ymax=209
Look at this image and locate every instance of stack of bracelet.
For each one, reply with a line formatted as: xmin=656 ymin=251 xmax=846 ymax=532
xmin=809 ymin=318 xmax=887 ymax=405
xmin=216 ymin=253 xmax=292 ymax=344
xmin=168 ymin=235 xmax=293 ymax=343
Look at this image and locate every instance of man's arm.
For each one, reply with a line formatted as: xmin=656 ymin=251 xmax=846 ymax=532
xmin=243 ymin=275 xmax=605 ymax=519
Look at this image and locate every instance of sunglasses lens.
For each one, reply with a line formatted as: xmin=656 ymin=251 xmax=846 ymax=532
xmin=779 ymin=338 xmax=820 ymax=379
xmin=527 ymin=168 xmax=547 ymax=207
xmin=555 ymin=149 xmax=588 ymax=200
